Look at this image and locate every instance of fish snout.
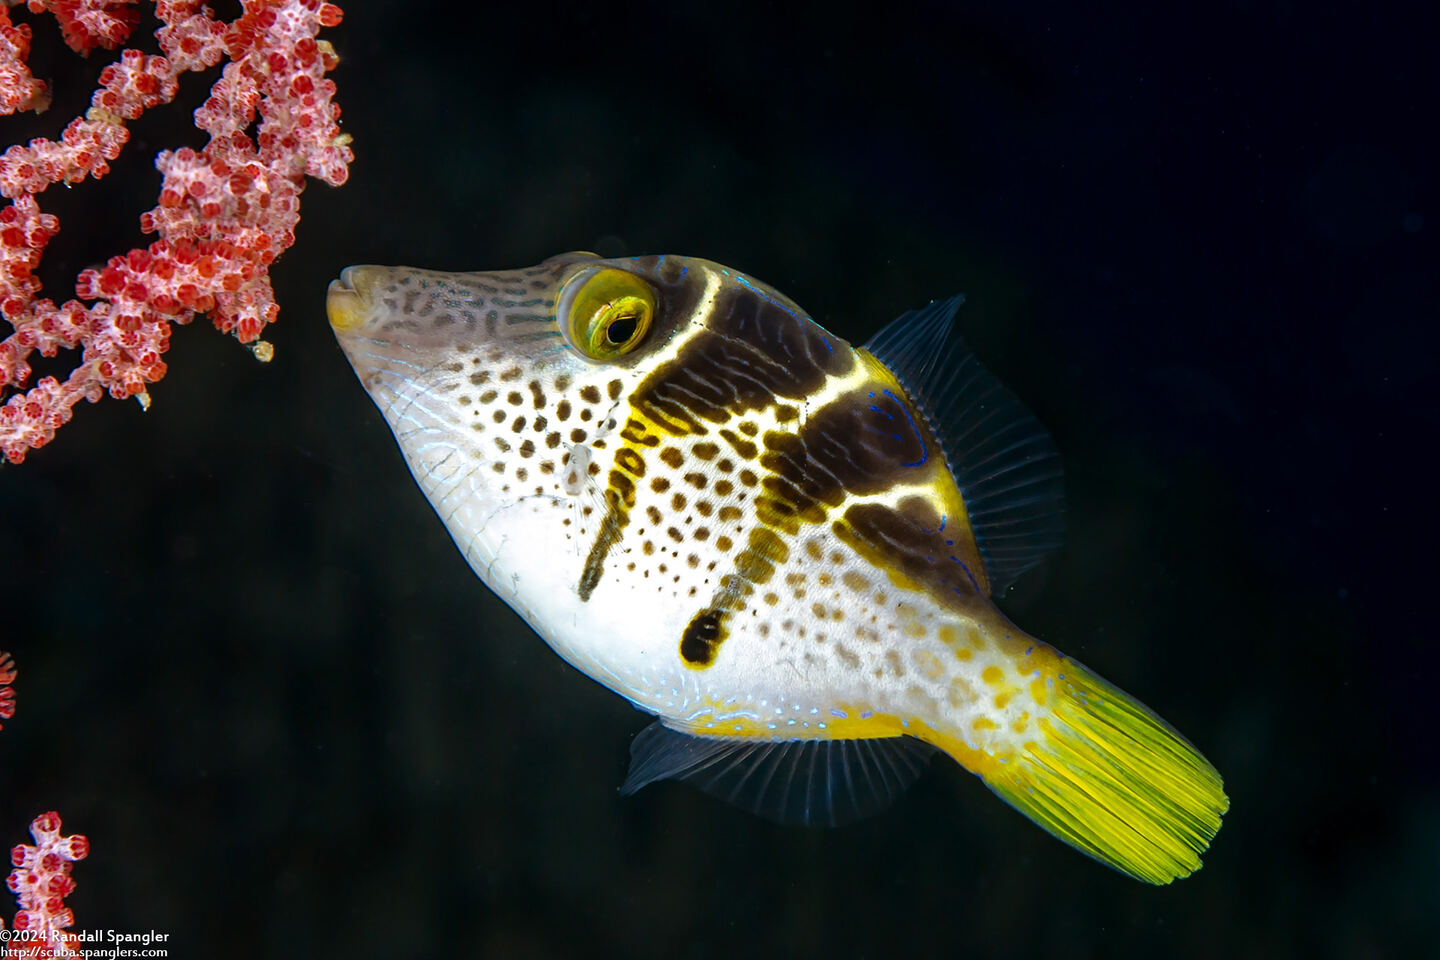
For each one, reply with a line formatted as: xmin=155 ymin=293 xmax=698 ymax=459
xmin=326 ymin=264 xmax=385 ymax=334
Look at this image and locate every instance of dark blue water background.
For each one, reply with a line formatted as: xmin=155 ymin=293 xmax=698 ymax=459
xmin=1 ymin=1 xmax=1433 ymax=956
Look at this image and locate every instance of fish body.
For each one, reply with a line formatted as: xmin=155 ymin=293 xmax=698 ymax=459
xmin=327 ymin=253 xmax=1227 ymax=883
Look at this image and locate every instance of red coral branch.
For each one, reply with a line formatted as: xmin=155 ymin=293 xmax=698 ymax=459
xmin=0 ymin=8 xmax=50 ymax=114
xmin=0 ymin=0 xmax=351 ymax=463
xmin=29 ymin=0 xmax=143 ymax=56
xmin=0 ymin=652 xmax=89 ymax=956
xmin=0 ymin=650 xmax=14 ymax=727
xmin=6 ymin=811 xmax=90 ymax=958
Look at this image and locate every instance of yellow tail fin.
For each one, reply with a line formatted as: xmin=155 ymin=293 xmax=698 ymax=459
xmin=979 ymin=660 xmax=1228 ymax=885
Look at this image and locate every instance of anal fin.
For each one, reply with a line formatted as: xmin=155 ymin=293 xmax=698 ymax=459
xmin=620 ymin=720 xmax=936 ymax=827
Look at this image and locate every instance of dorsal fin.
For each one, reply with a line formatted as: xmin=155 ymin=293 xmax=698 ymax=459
xmin=620 ymin=721 xmax=936 ymax=827
xmin=864 ymin=295 xmax=1065 ymax=595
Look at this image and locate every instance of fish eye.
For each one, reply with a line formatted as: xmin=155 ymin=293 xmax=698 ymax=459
xmin=556 ymin=267 xmax=657 ymax=360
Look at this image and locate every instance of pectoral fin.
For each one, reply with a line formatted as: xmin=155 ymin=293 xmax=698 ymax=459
xmin=864 ymin=295 xmax=1066 ymax=595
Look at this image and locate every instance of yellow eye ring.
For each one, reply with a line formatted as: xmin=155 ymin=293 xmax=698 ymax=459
xmin=557 ymin=267 xmax=657 ymax=360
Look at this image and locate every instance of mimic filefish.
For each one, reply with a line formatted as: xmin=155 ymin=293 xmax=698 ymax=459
xmin=326 ymin=253 xmax=1227 ymax=884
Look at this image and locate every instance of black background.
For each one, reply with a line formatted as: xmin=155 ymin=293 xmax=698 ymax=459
xmin=1 ymin=1 xmax=1434 ymax=957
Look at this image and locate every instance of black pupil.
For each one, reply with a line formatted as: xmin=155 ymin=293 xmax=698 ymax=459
xmin=606 ymin=313 xmax=638 ymax=345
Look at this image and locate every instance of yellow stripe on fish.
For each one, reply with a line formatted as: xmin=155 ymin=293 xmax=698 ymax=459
xmin=327 ymin=252 xmax=1228 ymax=884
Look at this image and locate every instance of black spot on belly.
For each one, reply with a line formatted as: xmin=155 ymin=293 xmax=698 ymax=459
xmin=680 ymin=609 xmax=727 ymax=667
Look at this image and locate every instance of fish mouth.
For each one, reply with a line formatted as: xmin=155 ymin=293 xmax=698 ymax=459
xmin=326 ymin=265 xmax=380 ymax=334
